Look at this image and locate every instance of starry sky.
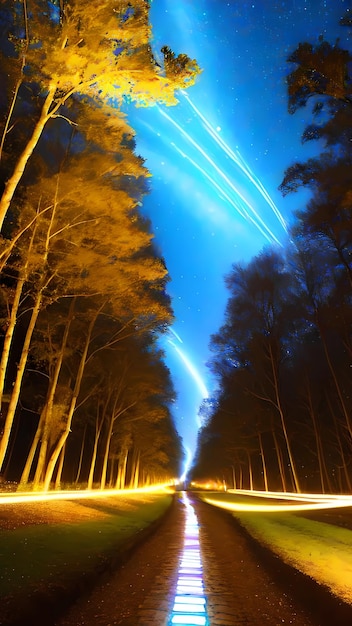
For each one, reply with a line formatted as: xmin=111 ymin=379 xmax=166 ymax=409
xmin=125 ymin=0 xmax=350 ymax=474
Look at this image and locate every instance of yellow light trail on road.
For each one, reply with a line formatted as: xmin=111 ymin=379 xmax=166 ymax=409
xmin=229 ymin=488 xmax=352 ymax=501
xmin=0 ymin=483 xmax=173 ymax=505
xmin=204 ymin=489 xmax=352 ymax=513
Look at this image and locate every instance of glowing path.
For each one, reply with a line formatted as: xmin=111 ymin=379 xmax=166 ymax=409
xmin=168 ymin=492 xmax=209 ymax=626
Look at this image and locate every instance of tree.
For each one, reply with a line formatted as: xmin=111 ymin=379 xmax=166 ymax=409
xmin=0 ymin=0 xmax=201 ymax=230
xmin=200 ymin=250 xmax=303 ymax=492
xmin=286 ymin=40 xmax=352 ymax=113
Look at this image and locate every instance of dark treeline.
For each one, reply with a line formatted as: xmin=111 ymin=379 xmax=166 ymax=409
xmin=191 ymin=15 xmax=352 ymax=493
xmin=0 ymin=0 xmax=200 ymax=490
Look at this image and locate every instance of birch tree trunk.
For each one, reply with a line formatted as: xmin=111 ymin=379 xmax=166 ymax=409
xmin=75 ymin=423 xmax=87 ymax=485
xmin=0 ymin=219 xmax=37 ymax=408
xmin=115 ymin=448 xmax=129 ymax=489
xmin=43 ymin=307 xmax=102 ymax=490
xmin=100 ymin=416 xmax=114 ymax=491
xmin=0 ymin=290 xmax=43 ymax=472
xmin=87 ymin=405 xmax=105 ymax=490
xmin=31 ymin=298 xmax=76 ymax=488
xmin=0 ymin=84 xmax=57 ymax=231
xmin=0 ymin=273 xmax=26 ymax=409
xmin=54 ymin=442 xmax=65 ymax=489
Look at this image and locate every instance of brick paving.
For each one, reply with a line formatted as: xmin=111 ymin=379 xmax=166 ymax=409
xmin=56 ymin=495 xmax=185 ymax=626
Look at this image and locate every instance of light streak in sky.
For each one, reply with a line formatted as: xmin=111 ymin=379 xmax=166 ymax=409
xmin=180 ymin=90 xmax=288 ymax=233
xmin=167 ymin=340 xmax=209 ymax=402
xmin=180 ymin=445 xmax=193 ymax=482
xmin=167 ymin=328 xmax=209 ymax=404
xmin=170 ymin=141 xmax=279 ymax=245
xmin=0 ymin=483 xmax=172 ymax=505
xmin=170 ymin=327 xmax=184 ymax=344
xmin=158 ymin=106 xmax=283 ymax=246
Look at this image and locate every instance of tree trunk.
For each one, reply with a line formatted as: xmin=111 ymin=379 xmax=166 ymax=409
xmin=319 ymin=323 xmax=352 ymax=442
xmin=268 ymin=341 xmax=301 ymax=492
xmin=29 ymin=299 xmax=76 ymax=488
xmin=18 ymin=409 xmax=45 ymax=487
xmin=304 ymin=377 xmax=330 ymax=493
xmin=0 ymin=290 xmax=43 ymax=472
xmin=43 ymin=307 xmax=101 ymax=491
xmin=100 ymin=416 xmax=114 ymax=491
xmin=258 ymin=432 xmax=268 ymax=491
xmin=0 ymin=212 xmax=38 ymax=409
xmin=0 ymin=272 xmax=26 ymax=409
xmin=132 ymin=452 xmax=140 ymax=488
xmin=246 ymin=450 xmax=253 ymax=490
xmin=54 ymin=442 xmax=66 ymax=489
xmin=32 ymin=420 xmax=48 ymax=487
xmin=0 ymin=84 xmax=57 ymax=231
xmin=272 ymin=428 xmax=287 ymax=491
xmin=231 ymin=465 xmax=236 ymax=490
xmin=75 ymin=424 xmax=87 ymax=485
xmin=327 ymin=392 xmax=352 ymax=492
xmin=115 ymin=448 xmax=129 ymax=489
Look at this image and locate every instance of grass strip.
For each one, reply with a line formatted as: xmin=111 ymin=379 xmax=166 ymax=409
xmin=234 ymin=510 xmax=352 ymax=605
xmin=0 ymin=493 xmax=172 ymax=600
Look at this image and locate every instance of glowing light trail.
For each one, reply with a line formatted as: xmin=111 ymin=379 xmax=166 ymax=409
xmin=168 ymin=492 xmax=209 ymax=626
xmin=229 ymin=488 xmax=352 ymax=502
xmin=169 ymin=327 xmax=184 ymax=344
xmin=0 ymin=483 xmax=172 ymax=505
xmin=159 ymin=107 xmax=282 ymax=246
xmin=180 ymin=91 xmax=288 ymax=232
xmin=170 ymin=142 xmax=278 ymax=245
xmin=203 ymin=490 xmax=352 ymax=513
xmin=168 ymin=340 xmax=209 ymax=401
xmin=180 ymin=445 xmax=194 ymax=483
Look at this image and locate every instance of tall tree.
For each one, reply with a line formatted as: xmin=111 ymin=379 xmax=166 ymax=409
xmin=0 ymin=0 xmax=200 ymax=230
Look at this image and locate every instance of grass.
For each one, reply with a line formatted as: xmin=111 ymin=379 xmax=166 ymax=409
xmin=0 ymin=491 xmax=173 ymax=621
xmin=200 ymin=491 xmax=352 ymax=605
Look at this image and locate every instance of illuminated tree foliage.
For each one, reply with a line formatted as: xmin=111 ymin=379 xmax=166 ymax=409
xmin=191 ymin=23 xmax=352 ymax=494
xmin=0 ymin=0 xmax=200 ymax=230
xmin=0 ymin=0 xmax=196 ymax=485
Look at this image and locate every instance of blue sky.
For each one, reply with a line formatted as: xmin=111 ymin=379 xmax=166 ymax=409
xmin=125 ymin=0 xmax=350 ymax=472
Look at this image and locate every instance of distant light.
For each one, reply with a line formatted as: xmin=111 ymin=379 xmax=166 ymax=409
xmin=216 ymin=126 xmax=221 ymax=132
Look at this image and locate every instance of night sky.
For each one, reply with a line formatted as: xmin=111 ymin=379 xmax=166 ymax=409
xmin=125 ymin=0 xmax=350 ymax=474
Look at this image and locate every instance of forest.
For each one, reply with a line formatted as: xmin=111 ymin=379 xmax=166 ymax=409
xmin=0 ymin=0 xmax=200 ymax=490
xmin=192 ymin=16 xmax=352 ymax=493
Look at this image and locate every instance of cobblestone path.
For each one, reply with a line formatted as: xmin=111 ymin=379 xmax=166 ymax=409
xmin=56 ymin=493 xmax=352 ymax=626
